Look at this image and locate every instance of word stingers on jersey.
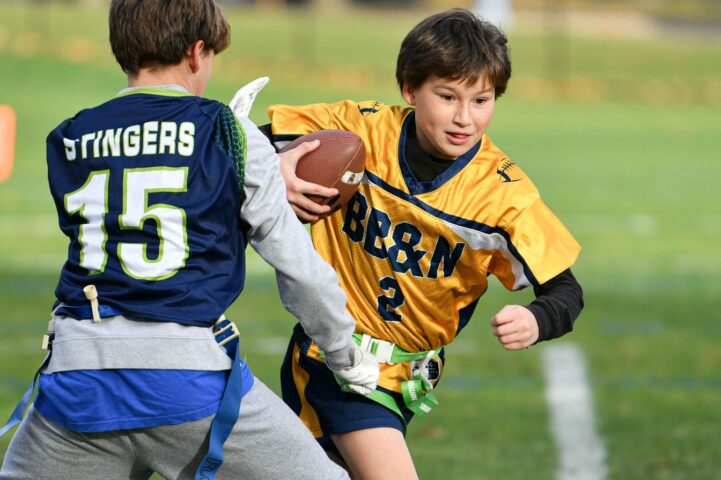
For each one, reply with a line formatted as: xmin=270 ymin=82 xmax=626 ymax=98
xmin=61 ymin=121 xmax=196 ymax=161
xmin=269 ymin=100 xmax=580 ymax=355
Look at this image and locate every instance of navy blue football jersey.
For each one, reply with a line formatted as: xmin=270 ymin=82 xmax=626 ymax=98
xmin=46 ymin=90 xmax=247 ymax=327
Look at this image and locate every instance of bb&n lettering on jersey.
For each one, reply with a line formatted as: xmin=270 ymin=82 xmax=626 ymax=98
xmin=342 ymin=191 xmax=466 ymax=279
xmin=62 ymin=121 xmax=195 ymax=161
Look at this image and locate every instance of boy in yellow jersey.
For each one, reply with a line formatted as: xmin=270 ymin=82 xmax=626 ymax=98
xmin=261 ymin=8 xmax=584 ymax=479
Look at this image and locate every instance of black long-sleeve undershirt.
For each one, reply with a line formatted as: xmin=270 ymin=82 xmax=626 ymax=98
xmin=527 ymin=269 xmax=583 ymax=342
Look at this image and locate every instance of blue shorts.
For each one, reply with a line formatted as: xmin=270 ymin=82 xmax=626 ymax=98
xmin=280 ymin=324 xmax=415 ymax=452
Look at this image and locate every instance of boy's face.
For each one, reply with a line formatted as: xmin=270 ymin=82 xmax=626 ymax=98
xmin=402 ymin=74 xmax=495 ymax=160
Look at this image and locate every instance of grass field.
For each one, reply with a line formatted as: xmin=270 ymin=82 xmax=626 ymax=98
xmin=1 ymin=3 xmax=720 ymax=479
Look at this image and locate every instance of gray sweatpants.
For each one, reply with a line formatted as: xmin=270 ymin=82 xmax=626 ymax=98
xmin=0 ymin=379 xmax=348 ymax=480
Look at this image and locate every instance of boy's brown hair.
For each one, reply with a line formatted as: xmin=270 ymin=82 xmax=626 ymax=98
xmin=396 ymin=8 xmax=512 ymax=97
xmin=109 ymin=0 xmax=230 ymax=75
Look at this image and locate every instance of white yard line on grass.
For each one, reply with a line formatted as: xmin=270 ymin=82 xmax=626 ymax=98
xmin=542 ymin=343 xmax=607 ymax=480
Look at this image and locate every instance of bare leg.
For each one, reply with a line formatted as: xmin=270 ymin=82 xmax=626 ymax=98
xmin=326 ymin=449 xmax=353 ymax=477
xmin=331 ymin=428 xmax=418 ymax=480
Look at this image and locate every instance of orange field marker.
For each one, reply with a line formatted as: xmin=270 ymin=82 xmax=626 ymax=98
xmin=0 ymin=104 xmax=17 ymax=184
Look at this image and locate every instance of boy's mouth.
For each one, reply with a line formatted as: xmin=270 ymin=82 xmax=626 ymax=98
xmin=446 ymin=132 xmax=471 ymax=144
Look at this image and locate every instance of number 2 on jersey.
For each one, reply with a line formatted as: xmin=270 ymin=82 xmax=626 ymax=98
xmin=377 ymin=276 xmax=405 ymax=322
xmin=64 ymin=167 xmax=189 ymax=281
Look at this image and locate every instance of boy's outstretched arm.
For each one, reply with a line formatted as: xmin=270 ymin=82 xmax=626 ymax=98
xmin=235 ymin=115 xmax=378 ymax=393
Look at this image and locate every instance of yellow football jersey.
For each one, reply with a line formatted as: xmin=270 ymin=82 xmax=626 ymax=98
xmin=268 ymin=100 xmax=580 ymax=356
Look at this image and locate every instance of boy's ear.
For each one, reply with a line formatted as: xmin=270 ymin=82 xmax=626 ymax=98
xmin=187 ymin=40 xmax=206 ymax=73
xmin=401 ymin=83 xmax=416 ymax=106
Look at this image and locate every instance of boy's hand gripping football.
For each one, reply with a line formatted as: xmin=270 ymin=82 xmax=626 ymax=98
xmin=491 ymin=305 xmax=540 ymax=350
xmin=277 ymin=141 xmax=339 ymax=222
xmin=229 ymin=76 xmax=270 ymax=118
xmin=325 ymin=344 xmax=380 ymax=395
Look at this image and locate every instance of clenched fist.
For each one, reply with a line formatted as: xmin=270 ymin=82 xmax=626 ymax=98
xmin=490 ymin=305 xmax=539 ymax=350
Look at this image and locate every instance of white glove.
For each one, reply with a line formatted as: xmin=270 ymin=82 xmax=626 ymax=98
xmin=326 ymin=344 xmax=379 ymax=396
xmin=229 ymin=76 xmax=270 ymax=118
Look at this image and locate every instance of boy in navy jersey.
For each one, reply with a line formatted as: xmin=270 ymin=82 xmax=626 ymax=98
xmin=0 ymin=1 xmax=377 ymax=479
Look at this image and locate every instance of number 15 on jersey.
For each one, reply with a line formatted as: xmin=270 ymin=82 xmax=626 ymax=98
xmin=65 ymin=167 xmax=189 ymax=281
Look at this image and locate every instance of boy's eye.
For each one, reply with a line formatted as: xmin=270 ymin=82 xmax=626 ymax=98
xmin=439 ymin=94 xmax=454 ymax=101
xmin=475 ymin=97 xmax=488 ymax=105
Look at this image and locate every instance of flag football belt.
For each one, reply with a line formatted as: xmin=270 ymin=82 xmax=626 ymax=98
xmin=0 ymin=288 xmax=245 ymax=480
xmin=352 ymin=333 xmax=442 ymax=421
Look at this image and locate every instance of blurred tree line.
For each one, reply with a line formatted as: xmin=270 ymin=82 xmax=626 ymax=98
xmin=226 ymin=0 xmax=720 ymax=15
xmin=20 ymin=0 xmax=721 ymax=22
xmin=218 ymin=0 xmax=721 ymax=23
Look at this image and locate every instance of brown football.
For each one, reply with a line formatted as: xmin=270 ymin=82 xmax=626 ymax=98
xmin=280 ymin=130 xmax=366 ymax=217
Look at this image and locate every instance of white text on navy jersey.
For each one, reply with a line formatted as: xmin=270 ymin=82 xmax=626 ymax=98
xmin=62 ymin=121 xmax=195 ymax=161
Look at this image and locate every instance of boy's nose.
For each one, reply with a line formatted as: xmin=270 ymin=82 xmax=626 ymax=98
xmin=453 ymin=104 xmax=472 ymax=126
